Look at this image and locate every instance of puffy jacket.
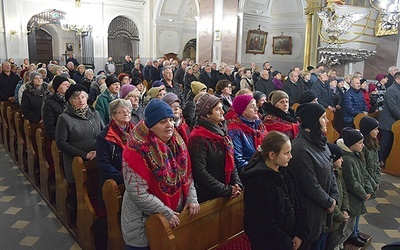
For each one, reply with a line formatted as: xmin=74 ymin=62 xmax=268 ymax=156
xmin=42 ymin=93 xmax=67 ymax=140
xmin=342 ymin=87 xmax=367 ymax=123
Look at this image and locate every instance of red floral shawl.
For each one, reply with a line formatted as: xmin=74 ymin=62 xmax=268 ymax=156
xmin=123 ymin=120 xmax=191 ymax=209
xmin=227 ymin=115 xmax=268 ymax=149
xmin=105 ymin=120 xmax=135 ymax=148
xmin=189 ymin=125 xmax=235 ymax=184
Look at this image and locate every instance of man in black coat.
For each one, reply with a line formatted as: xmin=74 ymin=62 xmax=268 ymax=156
xmin=283 ymin=71 xmax=304 ymax=106
xmin=122 ymin=55 xmax=134 ymax=74
xmin=173 ymin=61 xmax=188 ymax=86
xmin=0 ymin=62 xmax=20 ymax=102
xmin=199 ymin=65 xmax=217 ymax=90
xmin=255 ymin=70 xmax=274 ymax=98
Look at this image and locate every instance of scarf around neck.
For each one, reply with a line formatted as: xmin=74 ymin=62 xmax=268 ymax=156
xmin=123 ymin=120 xmax=191 ymax=209
xmin=189 ymin=124 xmax=235 ymax=184
xmin=227 ymin=115 xmax=268 ymax=149
xmin=105 ymin=119 xmax=135 ymax=148
xmin=27 ymin=83 xmax=48 ymax=96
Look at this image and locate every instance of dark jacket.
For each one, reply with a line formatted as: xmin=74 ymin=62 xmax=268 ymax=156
xmin=150 ymin=67 xmax=161 ymax=82
xmin=379 ymin=82 xmax=400 ymax=131
xmin=42 ymin=93 xmax=67 ymax=140
xmin=199 ymin=71 xmax=217 ymax=90
xmin=283 ymin=80 xmax=304 ymax=106
xmin=73 ymin=72 xmax=85 ymax=85
xmin=343 ymin=87 xmax=367 ymax=123
xmin=122 ymin=60 xmax=134 ymax=74
xmin=362 ymin=145 xmax=381 ymax=189
xmin=174 ymin=67 xmax=185 ymax=85
xmin=143 ymin=65 xmax=152 ymax=82
xmin=81 ymin=79 xmax=93 ymax=94
xmin=288 ymin=128 xmax=339 ymax=241
xmin=312 ymin=79 xmax=334 ymax=108
xmin=328 ymin=167 xmax=350 ymax=232
xmin=188 ymin=117 xmax=242 ymax=203
xmin=183 ymin=91 xmax=196 ymax=128
xmin=88 ymin=81 xmax=101 ymax=106
xmin=161 ymin=79 xmax=183 ymax=102
xmin=183 ymin=73 xmax=197 ymax=99
xmin=21 ymin=84 xmax=49 ymax=124
xmin=55 ymin=104 xmax=104 ymax=183
xmin=0 ymin=71 xmax=20 ymax=101
xmin=130 ymin=106 xmax=145 ymax=125
xmin=242 ymin=161 xmax=309 ymax=250
xmin=255 ymin=78 xmax=275 ymax=98
xmin=262 ymin=103 xmax=299 ymax=140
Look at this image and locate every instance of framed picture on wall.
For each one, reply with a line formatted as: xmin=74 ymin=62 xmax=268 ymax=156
xmin=66 ymin=43 xmax=74 ymax=52
xmin=245 ymin=29 xmax=268 ymax=54
xmin=272 ymin=36 xmax=292 ymax=55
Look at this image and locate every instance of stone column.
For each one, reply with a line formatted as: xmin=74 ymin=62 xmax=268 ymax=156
xmin=197 ymin=0 xmax=214 ymax=64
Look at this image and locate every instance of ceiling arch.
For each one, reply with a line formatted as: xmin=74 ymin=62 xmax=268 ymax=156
xmin=154 ymin=0 xmax=199 ymax=21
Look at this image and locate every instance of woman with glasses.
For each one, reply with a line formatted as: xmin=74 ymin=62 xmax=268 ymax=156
xmin=120 ymin=84 xmax=145 ymax=125
xmin=162 ymin=93 xmax=191 ymax=144
xmin=214 ymin=79 xmax=234 ymax=114
xmin=96 ymin=99 xmax=134 ymax=207
xmin=21 ymin=71 xmax=49 ymax=123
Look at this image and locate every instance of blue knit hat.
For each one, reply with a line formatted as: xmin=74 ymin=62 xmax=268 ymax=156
xmin=144 ymin=99 xmax=174 ymax=128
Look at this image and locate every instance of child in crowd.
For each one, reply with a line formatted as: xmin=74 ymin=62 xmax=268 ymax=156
xmin=325 ymin=143 xmax=350 ymax=250
xmin=360 ymin=117 xmax=381 ymax=192
xmin=337 ymin=128 xmax=374 ymax=248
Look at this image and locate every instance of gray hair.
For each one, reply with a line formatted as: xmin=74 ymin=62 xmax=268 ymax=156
xmin=68 ymin=90 xmax=89 ymax=102
xmin=109 ymin=99 xmax=132 ymax=117
xmin=84 ymin=69 xmax=94 ymax=76
xmin=316 ymin=70 xmax=326 ymax=77
xmin=162 ymin=66 xmax=173 ymax=74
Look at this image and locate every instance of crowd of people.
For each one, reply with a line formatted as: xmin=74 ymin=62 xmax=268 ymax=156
xmin=0 ymin=55 xmax=399 ymax=250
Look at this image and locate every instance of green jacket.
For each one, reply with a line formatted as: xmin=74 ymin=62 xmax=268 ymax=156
xmin=362 ymin=146 xmax=381 ymax=191
xmin=95 ymin=89 xmax=115 ymax=124
xmin=337 ymin=139 xmax=373 ymax=216
xmin=326 ymin=167 xmax=350 ymax=232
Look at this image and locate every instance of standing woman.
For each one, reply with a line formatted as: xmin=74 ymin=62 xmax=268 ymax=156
xmin=289 ymin=103 xmax=339 ymax=249
xmin=188 ymin=93 xmax=242 ymax=203
xmin=21 ymin=71 xmax=49 ymax=124
xmin=214 ymin=80 xmax=234 ymax=114
xmin=121 ymin=99 xmax=199 ymax=249
xmin=242 ymin=131 xmax=309 ymax=250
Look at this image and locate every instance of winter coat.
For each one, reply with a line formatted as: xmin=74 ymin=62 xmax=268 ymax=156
xmin=21 ymin=84 xmax=49 ymax=124
xmin=262 ymin=102 xmax=299 ymax=140
xmin=42 ymin=93 xmax=67 ymax=140
xmin=161 ymin=79 xmax=183 ymax=103
xmin=343 ymin=87 xmax=367 ymax=123
xmin=379 ymin=82 xmax=400 ymax=131
xmin=240 ymin=76 xmax=254 ymax=91
xmin=81 ymin=79 xmax=92 ymax=93
xmin=73 ymin=72 xmax=85 ymax=85
xmin=95 ymin=89 xmax=115 ymax=124
xmin=183 ymin=91 xmax=196 ymax=128
xmin=188 ymin=117 xmax=242 ymax=203
xmin=242 ymin=161 xmax=309 ymax=250
xmin=255 ymin=78 xmax=275 ymax=98
xmin=337 ymin=139 xmax=373 ymax=216
xmin=362 ymin=145 xmax=381 ymax=191
xmin=288 ymin=128 xmax=339 ymax=241
xmin=0 ymin=71 xmax=20 ymax=101
xmin=88 ymin=81 xmax=101 ymax=106
xmin=130 ymin=106 xmax=145 ymax=125
xmin=312 ymin=79 xmax=334 ymax=108
xmin=55 ymin=104 xmax=104 ymax=183
xmin=183 ymin=73 xmax=197 ymax=99
xmin=283 ymin=80 xmax=305 ymax=106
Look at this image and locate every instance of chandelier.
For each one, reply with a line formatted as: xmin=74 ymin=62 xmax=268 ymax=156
xmin=60 ymin=0 xmax=92 ymax=35
xmin=370 ymin=0 xmax=400 ymax=30
xmin=318 ymin=44 xmax=377 ymax=65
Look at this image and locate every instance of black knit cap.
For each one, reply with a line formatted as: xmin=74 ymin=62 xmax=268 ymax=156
xmin=297 ymin=89 xmax=317 ymax=104
xmin=253 ymin=91 xmax=266 ymax=103
xmin=65 ymin=84 xmax=88 ymax=102
xmin=106 ymin=75 xmax=120 ymax=87
xmin=359 ymin=116 xmax=379 ymax=136
xmin=341 ymin=127 xmax=363 ymax=148
xmin=52 ymin=76 xmax=69 ymax=93
xmin=296 ymin=103 xmax=326 ymax=129
xmin=327 ymin=143 xmax=343 ymax=162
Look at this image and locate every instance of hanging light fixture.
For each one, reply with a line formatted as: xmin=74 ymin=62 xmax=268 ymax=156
xmin=60 ymin=0 xmax=92 ymax=35
xmin=370 ymin=0 xmax=400 ymax=30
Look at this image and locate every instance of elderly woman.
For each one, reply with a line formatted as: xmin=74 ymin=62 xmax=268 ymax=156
xmin=262 ymin=90 xmax=299 ymax=140
xmin=56 ymin=84 xmax=104 ymax=186
xmin=214 ymin=80 xmax=233 ymax=114
xmin=183 ymin=66 xmax=197 ymax=101
xmin=81 ymin=69 xmax=95 ymax=93
xmin=188 ymin=93 xmax=242 ymax=203
xmin=120 ymin=84 xmax=145 ymax=124
xmin=96 ymin=99 xmax=134 ymax=207
xmin=122 ymin=99 xmax=199 ymax=249
xmin=289 ymin=103 xmax=339 ymax=249
xmin=73 ymin=64 xmax=86 ymax=85
xmin=162 ymin=93 xmax=191 ymax=144
xmin=21 ymin=71 xmax=49 ymax=124
xmin=95 ymin=75 xmax=121 ymax=124
xmin=228 ymin=95 xmax=268 ymax=172
xmin=88 ymin=74 xmax=106 ymax=105
xmin=43 ymin=76 xmax=70 ymax=140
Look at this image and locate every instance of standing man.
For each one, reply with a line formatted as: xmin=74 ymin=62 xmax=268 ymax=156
xmin=379 ymin=72 xmax=400 ymax=166
xmin=312 ymin=70 xmax=335 ymax=111
xmin=283 ymin=71 xmax=304 ymax=106
xmin=0 ymin=62 xmax=20 ymax=102
xmin=104 ymin=57 xmax=115 ymax=75
xmin=174 ymin=61 xmax=188 ymax=87
xmin=386 ymin=66 xmax=398 ymax=89
xmin=122 ymin=55 xmax=134 ymax=74
xmin=143 ymin=60 xmax=153 ymax=83
xmin=66 ymin=53 xmax=79 ymax=67
xmin=161 ymin=66 xmax=182 ymax=102
xmin=199 ymin=64 xmax=217 ymax=91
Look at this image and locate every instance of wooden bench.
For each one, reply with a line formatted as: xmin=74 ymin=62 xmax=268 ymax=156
xmin=353 ymin=113 xmax=367 ymax=130
xmin=326 ymin=108 xmax=339 ymax=143
xmin=146 ymin=195 xmax=245 ymax=250
xmin=7 ymin=106 xmax=19 ymax=162
xmin=384 ymin=120 xmax=400 ymax=177
xmin=36 ymin=128 xmax=54 ymax=203
xmin=24 ymin=120 xmax=43 ymax=185
xmin=52 ymin=140 xmax=71 ymax=224
xmin=72 ymin=156 xmax=106 ymax=250
xmin=102 ymin=179 xmax=125 ymax=250
xmin=15 ymin=111 xmax=27 ymax=173
xmin=1 ymin=101 xmax=18 ymax=153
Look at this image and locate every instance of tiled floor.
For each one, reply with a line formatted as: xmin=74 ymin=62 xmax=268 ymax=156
xmin=1 ymin=142 xmax=400 ymax=250
xmin=0 ymin=146 xmax=80 ymax=250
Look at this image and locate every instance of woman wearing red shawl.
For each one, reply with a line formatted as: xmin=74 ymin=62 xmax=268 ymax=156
xmin=262 ymin=90 xmax=299 ymax=140
xmin=188 ymin=93 xmax=243 ymax=203
xmin=162 ymin=93 xmax=191 ymax=144
xmin=122 ymin=99 xmax=199 ymax=250
xmin=96 ymin=99 xmax=135 ymax=208
xmin=228 ymin=95 xmax=268 ymax=174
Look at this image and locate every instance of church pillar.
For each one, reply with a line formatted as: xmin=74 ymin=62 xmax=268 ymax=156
xmin=197 ymin=0 xmax=214 ymax=64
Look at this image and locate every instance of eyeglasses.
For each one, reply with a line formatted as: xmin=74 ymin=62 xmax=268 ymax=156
xmin=126 ymin=94 xmax=139 ymax=99
xmin=225 ymin=85 xmax=232 ymax=89
xmin=115 ymin=109 xmax=131 ymax=115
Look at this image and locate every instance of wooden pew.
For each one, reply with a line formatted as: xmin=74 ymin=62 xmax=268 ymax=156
xmin=353 ymin=113 xmax=367 ymax=130
xmin=1 ymin=101 xmax=18 ymax=153
xmin=102 ymin=179 xmax=125 ymax=250
xmin=7 ymin=106 xmax=19 ymax=162
xmin=72 ymin=156 xmax=106 ymax=250
xmin=326 ymin=108 xmax=339 ymax=143
xmin=291 ymin=102 xmax=300 ymax=112
xmin=146 ymin=195 xmax=245 ymax=250
xmin=36 ymin=128 xmax=54 ymax=203
xmin=52 ymin=140 xmax=71 ymax=225
xmin=24 ymin=120 xmax=43 ymax=185
xmin=15 ymin=111 xmax=27 ymax=172
xmin=384 ymin=120 xmax=400 ymax=177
